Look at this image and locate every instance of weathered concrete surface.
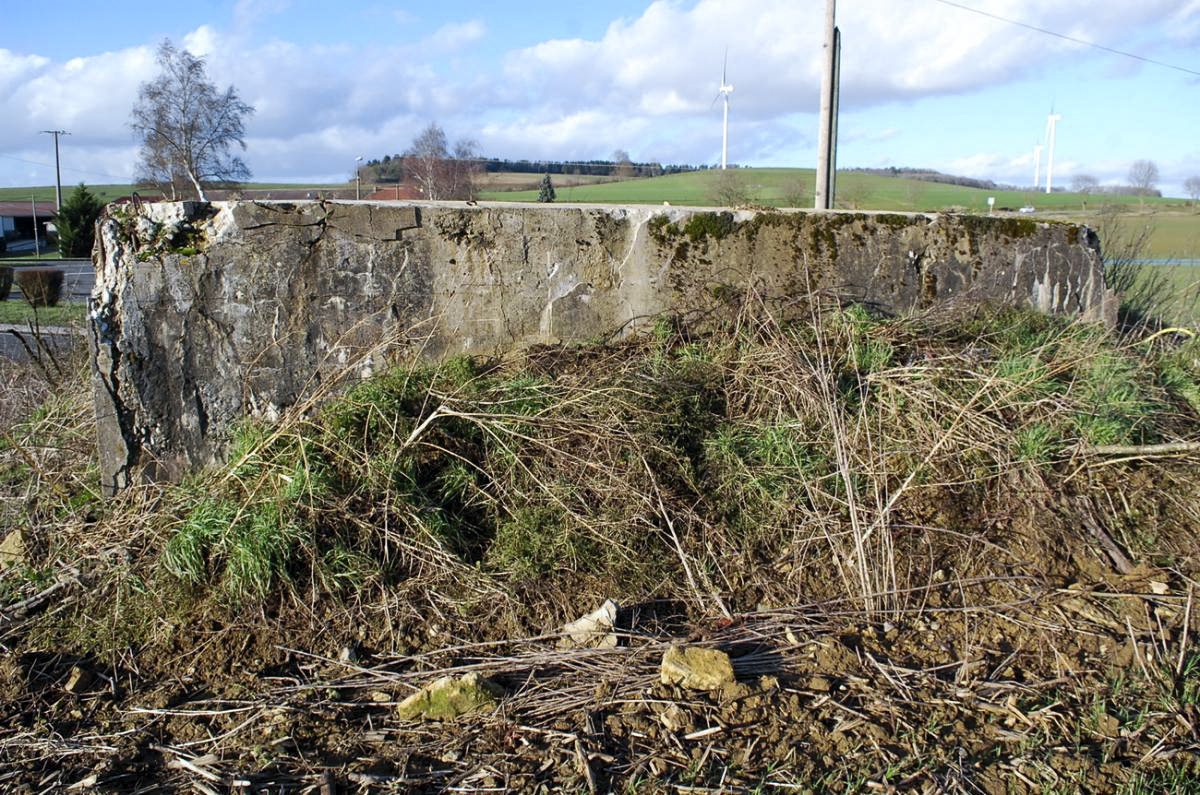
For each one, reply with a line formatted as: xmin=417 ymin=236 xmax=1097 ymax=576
xmin=89 ymin=200 xmax=1112 ymax=494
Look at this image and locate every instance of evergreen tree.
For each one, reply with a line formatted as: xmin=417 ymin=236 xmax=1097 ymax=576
xmin=538 ymin=173 xmax=556 ymax=203
xmin=54 ymin=183 xmax=104 ymax=257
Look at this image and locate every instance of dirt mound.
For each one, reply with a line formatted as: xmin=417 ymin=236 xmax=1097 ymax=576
xmin=3 ymin=305 xmax=1200 ymax=791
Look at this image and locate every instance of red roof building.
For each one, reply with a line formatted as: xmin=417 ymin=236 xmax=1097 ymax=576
xmin=366 ymin=185 xmax=421 ymax=200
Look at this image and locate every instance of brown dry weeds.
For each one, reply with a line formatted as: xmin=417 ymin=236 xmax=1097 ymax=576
xmin=2 ymin=304 xmax=1200 ymax=793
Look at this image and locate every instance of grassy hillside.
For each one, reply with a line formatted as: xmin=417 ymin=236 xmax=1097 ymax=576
xmin=483 ymin=166 xmax=1186 ymax=212
xmin=476 ymin=172 xmax=616 ymax=192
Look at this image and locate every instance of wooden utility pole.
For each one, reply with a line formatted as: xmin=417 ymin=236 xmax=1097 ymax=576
xmin=40 ymin=130 xmax=69 ymax=211
xmin=815 ymin=0 xmax=839 ymax=210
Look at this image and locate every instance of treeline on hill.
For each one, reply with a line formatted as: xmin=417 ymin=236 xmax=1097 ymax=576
xmin=361 ymin=155 xmax=703 ymax=184
xmin=848 ymin=167 xmax=1010 ymax=191
xmin=849 ymin=167 xmax=1164 ymax=198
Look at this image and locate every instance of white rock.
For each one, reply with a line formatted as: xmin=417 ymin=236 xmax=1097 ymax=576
xmin=558 ymin=599 xmax=619 ymax=649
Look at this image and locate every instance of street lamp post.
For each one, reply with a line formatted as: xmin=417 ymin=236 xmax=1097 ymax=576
xmin=355 ymin=155 xmax=364 ymax=200
xmin=40 ymin=130 xmax=69 ymax=211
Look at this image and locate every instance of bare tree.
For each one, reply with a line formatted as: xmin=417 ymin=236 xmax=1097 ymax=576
xmin=780 ymin=175 xmax=811 ymax=208
xmin=1128 ymin=160 xmax=1160 ymax=196
xmin=449 ymin=139 xmax=480 ymax=201
xmin=1071 ymin=174 xmax=1099 ymax=194
xmin=836 ymin=180 xmax=871 ymax=211
xmin=405 ymin=123 xmax=448 ymax=200
xmin=130 ymin=41 xmax=254 ymax=201
xmin=1184 ymin=176 xmax=1200 ymax=203
xmin=402 ymin=123 xmax=477 ymax=200
xmin=707 ymin=168 xmax=750 ymax=206
xmin=612 ymin=149 xmax=635 ymax=180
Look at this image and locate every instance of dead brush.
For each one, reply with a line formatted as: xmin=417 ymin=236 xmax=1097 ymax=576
xmin=0 ymin=339 xmax=97 ymax=535
xmin=16 ymin=293 xmax=1200 ymax=657
xmin=8 ymin=295 xmax=1200 ymax=791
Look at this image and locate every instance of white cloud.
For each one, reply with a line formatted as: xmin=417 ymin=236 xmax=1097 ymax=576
xmin=503 ymin=0 xmax=1184 ymax=119
xmin=481 ymin=0 xmax=1188 ymax=166
xmin=424 ymin=20 xmax=486 ymax=52
xmin=181 ymin=26 xmax=220 ymax=58
xmin=0 ymin=46 xmax=154 ymax=150
xmin=0 ymin=49 xmax=50 ymax=97
xmin=0 ymin=1 xmax=1192 ymax=188
xmin=1168 ymin=1 xmax=1200 ymax=43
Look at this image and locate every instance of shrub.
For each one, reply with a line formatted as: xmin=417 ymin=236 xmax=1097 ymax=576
xmin=538 ymin=173 xmax=556 ymax=203
xmin=54 ymin=184 xmax=104 ymax=258
xmin=16 ymin=269 xmax=65 ymax=307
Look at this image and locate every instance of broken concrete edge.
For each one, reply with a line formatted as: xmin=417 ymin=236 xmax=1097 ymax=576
xmin=90 ymin=201 xmax=1112 ymax=495
xmin=93 ymin=198 xmax=1104 ymax=258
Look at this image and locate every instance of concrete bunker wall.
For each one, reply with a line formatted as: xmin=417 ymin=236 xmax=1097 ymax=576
xmin=89 ymin=200 xmax=1111 ymax=495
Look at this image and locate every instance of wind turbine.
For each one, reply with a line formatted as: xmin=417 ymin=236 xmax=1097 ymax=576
xmin=1032 ymin=144 xmax=1043 ymax=190
xmin=1044 ymin=112 xmax=1062 ymax=194
xmin=714 ymin=50 xmax=734 ymax=169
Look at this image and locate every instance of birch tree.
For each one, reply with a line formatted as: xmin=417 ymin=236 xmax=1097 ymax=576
xmin=131 ymin=41 xmax=254 ymax=201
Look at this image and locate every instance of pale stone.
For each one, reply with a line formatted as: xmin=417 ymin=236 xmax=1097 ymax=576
xmin=0 ymin=530 xmax=23 ymax=570
xmin=808 ymin=675 xmax=833 ymax=693
xmin=660 ymin=645 xmax=735 ymax=691
xmin=558 ymin=599 xmax=619 ymax=649
xmin=396 ymin=672 xmax=503 ymax=721
xmin=64 ymin=665 xmax=92 ymax=694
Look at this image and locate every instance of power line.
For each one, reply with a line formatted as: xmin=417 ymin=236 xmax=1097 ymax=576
xmin=0 ymin=152 xmax=134 ymax=182
xmin=930 ymin=0 xmax=1200 ymax=78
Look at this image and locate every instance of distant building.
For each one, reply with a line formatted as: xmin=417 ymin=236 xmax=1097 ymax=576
xmin=0 ymin=201 xmax=57 ymax=252
xmin=366 ymin=185 xmax=421 ymax=201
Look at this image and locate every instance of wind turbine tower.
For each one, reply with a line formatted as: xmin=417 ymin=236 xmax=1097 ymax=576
xmin=1044 ymin=113 xmax=1061 ymax=194
xmin=716 ymin=51 xmax=734 ymax=169
xmin=1032 ymin=144 xmax=1043 ymax=190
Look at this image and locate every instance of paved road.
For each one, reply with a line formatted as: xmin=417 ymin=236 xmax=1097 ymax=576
xmin=2 ymin=260 xmax=91 ymax=360
xmin=4 ymin=259 xmax=94 ymax=302
xmin=0 ymin=324 xmax=85 ymax=362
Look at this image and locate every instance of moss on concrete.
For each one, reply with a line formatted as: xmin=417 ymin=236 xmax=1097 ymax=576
xmin=682 ymin=211 xmax=737 ymax=242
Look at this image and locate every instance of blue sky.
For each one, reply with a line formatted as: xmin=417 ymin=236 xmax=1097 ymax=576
xmin=2 ymin=0 xmax=1198 ymax=196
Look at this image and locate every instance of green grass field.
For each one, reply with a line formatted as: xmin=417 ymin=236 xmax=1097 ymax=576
xmin=0 ymin=298 xmax=86 ymax=326
xmin=481 ymin=166 xmax=1188 ymax=212
xmin=1113 ymin=263 xmax=1200 ymax=325
xmin=1084 ymin=213 xmax=1199 ymax=260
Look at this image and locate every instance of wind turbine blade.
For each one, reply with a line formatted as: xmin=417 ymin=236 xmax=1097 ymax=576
xmin=723 ymin=47 xmax=728 ymax=85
